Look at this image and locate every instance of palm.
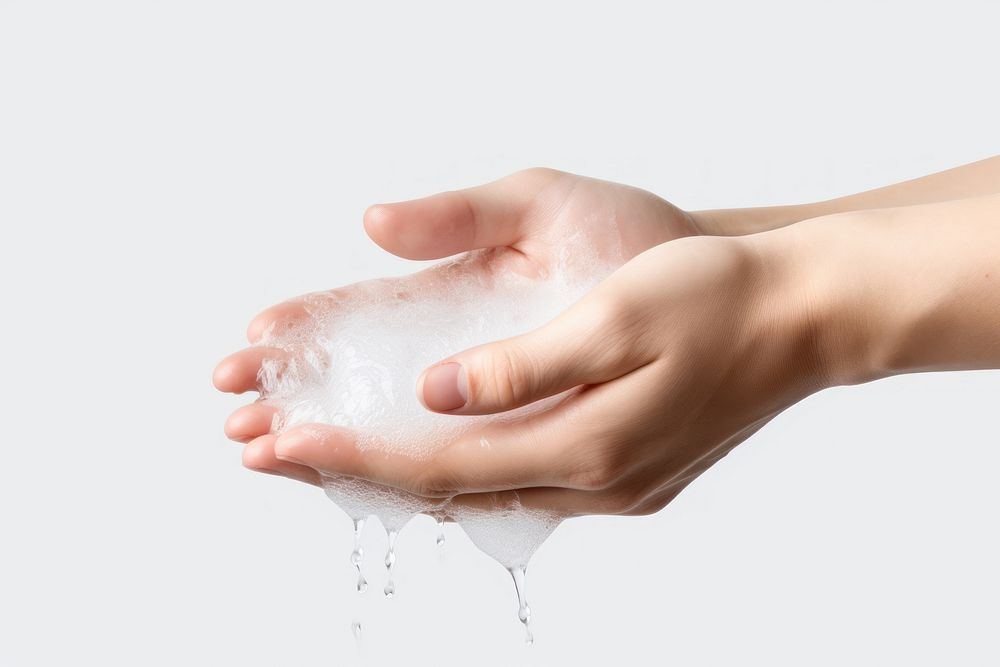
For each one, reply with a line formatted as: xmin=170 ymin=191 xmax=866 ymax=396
xmin=514 ymin=169 xmax=698 ymax=266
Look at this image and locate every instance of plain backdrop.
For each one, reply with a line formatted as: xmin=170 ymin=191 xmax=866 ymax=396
xmin=1 ymin=1 xmax=998 ymax=665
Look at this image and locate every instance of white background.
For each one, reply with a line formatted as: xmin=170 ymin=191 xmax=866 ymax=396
xmin=2 ymin=1 xmax=999 ymax=665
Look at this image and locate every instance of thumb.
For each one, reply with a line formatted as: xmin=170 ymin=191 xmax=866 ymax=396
xmin=416 ymin=296 xmax=645 ymax=415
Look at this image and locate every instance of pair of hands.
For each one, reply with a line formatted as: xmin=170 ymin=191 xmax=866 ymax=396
xmin=213 ymin=168 xmax=826 ymax=516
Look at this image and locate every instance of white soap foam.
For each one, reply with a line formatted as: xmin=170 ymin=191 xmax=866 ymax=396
xmin=453 ymin=496 xmax=562 ymax=571
xmin=256 ymin=239 xmax=615 ymax=575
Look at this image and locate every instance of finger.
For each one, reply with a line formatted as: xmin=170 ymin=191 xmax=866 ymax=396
xmin=212 ymin=347 xmax=291 ymax=394
xmin=224 ymin=403 xmax=278 ymax=443
xmin=243 ymin=434 xmax=321 ymax=486
xmin=363 ymin=169 xmax=566 ymax=260
xmin=417 ymin=290 xmax=650 ymax=415
xmin=247 ymin=289 xmax=362 ymax=343
xmin=275 ymin=424 xmax=463 ymax=498
xmin=272 ymin=405 xmax=583 ymax=498
xmin=246 ymin=300 xmax=310 ymax=343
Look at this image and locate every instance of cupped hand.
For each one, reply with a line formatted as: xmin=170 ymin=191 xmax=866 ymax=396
xmin=213 ymin=168 xmax=699 ymax=491
xmin=268 ymin=228 xmax=825 ymax=516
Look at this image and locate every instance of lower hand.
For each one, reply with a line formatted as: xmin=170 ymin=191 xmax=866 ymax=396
xmin=213 ymin=168 xmax=699 ymax=493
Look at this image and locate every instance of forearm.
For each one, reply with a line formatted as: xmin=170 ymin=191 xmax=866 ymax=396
xmin=692 ymin=155 xmax=1000 ymax=237
xmin=765 ymin=195 xmax=1000 ymax=388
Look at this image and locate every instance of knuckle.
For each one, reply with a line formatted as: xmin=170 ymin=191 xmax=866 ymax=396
xmin=573 ymin=294 xmax=644 ymax=368
xmin=410 ymin=459 xmax=460 ymax=498
xmin=565 ymin=434 xmax=637 ymax=493
xmin=569 ymin=454 xmax=624 ymax=492
xmin=605 ymin=486 xmax=650 ymax=515
xmin=572 ymin=467 xmax=616 ymax=492
xmin=457 ymin=190 xmax=482 ymax=228
xmin=474 ymin=344 xmax=538 ymax=408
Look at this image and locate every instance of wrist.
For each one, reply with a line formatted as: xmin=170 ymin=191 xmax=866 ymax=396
xmin=809 ymin=196 xmax=1000 ymax=378
xmin=745 ymin=211 xmax=901 ymax=390
xmin=753 ymin=205 xmax=989 ymax=389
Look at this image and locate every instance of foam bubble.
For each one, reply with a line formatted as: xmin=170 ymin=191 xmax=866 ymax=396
xmin=257 ymin=241 xmax=614 ymax=571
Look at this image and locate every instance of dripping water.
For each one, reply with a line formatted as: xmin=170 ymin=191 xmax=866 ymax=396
xmin=350 ymin=518 xmax=368 ymax=593
xmin=436 ymin=517 xmax=446 ymax=547
xmin=508 ymin=565 xmax=533 ymax=646
xmin=383 ymin=529 xmax=398 ymax=598
xmin=351 ymin=621 xmax=362 ymax=645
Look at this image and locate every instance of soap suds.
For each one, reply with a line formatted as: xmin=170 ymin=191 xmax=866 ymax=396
xmin=256 ymin=236 xmax=619 ymax=634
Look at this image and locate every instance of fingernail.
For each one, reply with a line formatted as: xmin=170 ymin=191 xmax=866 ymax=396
xmin=420 ymin=362 xmax=468 ymax=411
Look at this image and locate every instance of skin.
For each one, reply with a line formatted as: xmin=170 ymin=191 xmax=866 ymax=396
xmin=213 ymin=158 xmax=1000 ymax=517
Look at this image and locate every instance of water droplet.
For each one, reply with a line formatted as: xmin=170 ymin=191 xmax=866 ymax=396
xmin=384 ymin=529 xmax=398 ymax=597
xmin=436 ymin=518 xmax=446 ymax=547
xmin=351 ymin=518 xmax=366 ymax=595
xmin=351 ymin=621 xmax=362 ymax=643
xmin=508 ymin=565 xmax=534 ymax=646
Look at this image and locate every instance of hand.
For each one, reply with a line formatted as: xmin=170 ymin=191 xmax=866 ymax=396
xmin=345 ymin=193 xmax=994 ymax=517
xmin=213 ymin=168 xmax=699 ymax=489
xmin=266 ymin=230 xmax=824 ymax=516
